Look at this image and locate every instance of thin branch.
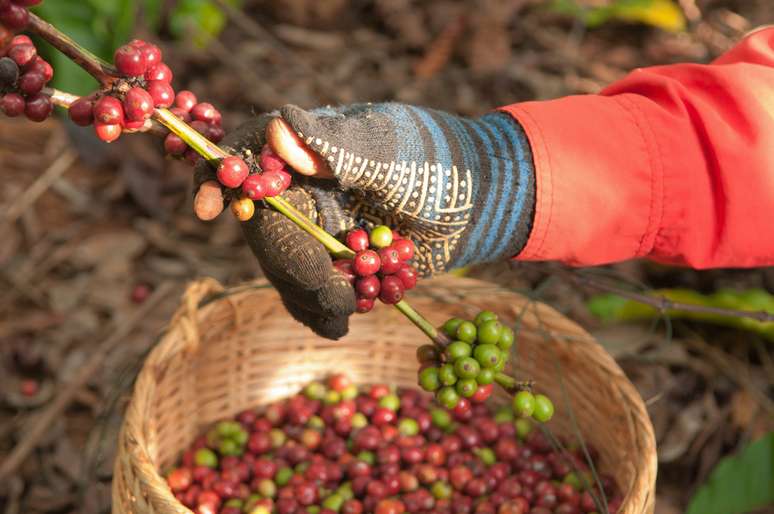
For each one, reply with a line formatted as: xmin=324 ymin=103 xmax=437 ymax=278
xmin=28 ymin=12 xmax=117 ymax=86
xmin=570 ymin=272 xmax=774 ymax=323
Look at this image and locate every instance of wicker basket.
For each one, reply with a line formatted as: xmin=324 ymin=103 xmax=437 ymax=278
xmin=112 ymin=276 xmax=656 ymax=514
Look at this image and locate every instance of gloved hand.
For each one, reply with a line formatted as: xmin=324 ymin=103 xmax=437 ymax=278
xmin=194 ymin=103 xmax=537 ymax=339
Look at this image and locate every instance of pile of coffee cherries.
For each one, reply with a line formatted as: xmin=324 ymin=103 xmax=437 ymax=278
xmin=0 ymin=34 xmax=54 ymax=121
xmin=166 ymin=374 xmax=622 ymax=514
xmin=332 ymin=226 xmax=418 ymax=314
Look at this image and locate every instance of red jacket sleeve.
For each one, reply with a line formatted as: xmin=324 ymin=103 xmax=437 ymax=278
xmin=500 ymin=26 xmax=774 ymax=269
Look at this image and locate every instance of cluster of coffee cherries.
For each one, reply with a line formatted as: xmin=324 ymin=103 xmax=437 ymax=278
xmin=333 ymin=226 xmax=418 ymax=314
xmin=66 ymin=39 xmax=198 ymax=145
xmin=166 ymin=374 xmax=622 ymax=514
xmin=0 ymin=34 xmax=54 ymax=121
xmin=0 ymin=0 xmax=40 ymax=32
xmin=417 ymin=311 xmax=546 ymax=420
xmin=227 ymin=144 xmax=293 ymax=222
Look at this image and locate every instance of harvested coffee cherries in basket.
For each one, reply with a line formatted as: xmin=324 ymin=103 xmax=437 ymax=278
xmin=0 ymin=35 xmax=54 ymax=122
xmin=334 ymin=225 xmax=417 ymax=313
xmin=165 ymin=374 xmax=621 ymax=514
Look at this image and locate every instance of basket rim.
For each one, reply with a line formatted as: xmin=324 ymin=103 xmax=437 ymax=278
xmin=113 ymin=276 xmax=657 ymax=514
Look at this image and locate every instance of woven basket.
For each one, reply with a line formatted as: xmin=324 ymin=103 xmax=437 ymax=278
xmin=112 ymin=276 xmax=656 ymax=514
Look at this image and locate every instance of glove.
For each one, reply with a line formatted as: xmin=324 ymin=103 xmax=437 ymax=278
xmin=194 ymin=103 xmax=537 ymax=339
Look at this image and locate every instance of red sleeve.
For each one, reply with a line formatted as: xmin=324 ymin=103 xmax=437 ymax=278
xmin=499 ymin=26 xmax=774 ymax=269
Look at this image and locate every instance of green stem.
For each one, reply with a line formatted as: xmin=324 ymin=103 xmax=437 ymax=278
xmin=395 ymin=300 xmax=448 ymax=346
xmin=494 ymin=373 xmax=533 ymax=394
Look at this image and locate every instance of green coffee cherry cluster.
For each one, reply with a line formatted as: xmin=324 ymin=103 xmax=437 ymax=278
xmin=512 ymin=389 xmax=555 ymax=423
xmin=417 ymin=310 xmax=514 ymax=409
xmin=205 ymin=420 xmax=248 ymax=457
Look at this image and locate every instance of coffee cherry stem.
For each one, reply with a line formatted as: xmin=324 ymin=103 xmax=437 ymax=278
xmin=494 ymin=372 xmax=535 ymax=395
xmin=26 ymin=11 xmax=117 ymax=86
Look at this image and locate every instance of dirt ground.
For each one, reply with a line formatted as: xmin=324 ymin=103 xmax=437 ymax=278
xmin=1 ymin=0 xmax=772 ymax=513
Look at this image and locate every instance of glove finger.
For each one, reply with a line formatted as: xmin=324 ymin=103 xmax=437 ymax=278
xmin=281 ymin=294 xmax=350 ymax=340
xmin=264 ymin=266 xmax=355 ymax=318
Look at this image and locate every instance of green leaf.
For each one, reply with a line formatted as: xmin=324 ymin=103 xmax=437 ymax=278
xmin=686 ymin=433 xmax=774 ymax=514
xmin=587 ymin=288 xmax=774 ymax=341
xmin=549 ymin=0 xmax=685 ymax=31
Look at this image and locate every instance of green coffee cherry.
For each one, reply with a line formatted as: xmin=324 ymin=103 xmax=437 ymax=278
xmin=475 ymin=447 xmax=497 ymax=466
xmin=474 ymin=310 xmax=498 ymax=326
xmin=430 ymin=408 xmax=452 ymax=428
xmin=446 ymin=341 xmax=472 ymax=360
xmin=304 ymin=381 xmax=326 ymax=400
xmin=476 ymin=368 xmax=495 ymax=385
xmin=532 ymin=394 xmax=555 ymax=422
xmin=431 ymin=481 xmax=453 ymax=500
xmin=398 ymin=418 xmax=420 ymax=436
xmin=513 ymin=390 xmax=536 ymax=417
xmin=416 ymin=344 xmax=439 ymax=363
xmin=379 ymin=393 xmax=401 ymax=411
xmin=514 ymin=417 xmax=532 ymax=440
xmin=455 ymin=378 xmax=477 ymax=398
xmin=275 ymin=466 xmax=293 ymax=486
xmin=194 ymin=448 xmax=218 ymax=468
xmin=322 ymin=493 xmax=344 ymax=511
xmin=498 ymin=326 xmax=515 ymax=351
xmin=437 ymin=386 xmax=460 ymax=409
xmin=473 ymin=344 xmax=501 ymax=369
xmin=215 ymin=420 xmax=242 ymax=438
xmin=419 ymin=367 xmax=441 ymax=392
xmin=439 ymin=364 xmax=458 ymax=386
xmin=477 ymin=320 xmax=503 ymax=345
xmin=351 ymin=413 xmax=368 ymax=429
xmin=455 ymin=321 xmax=477 ymax=343
xmin=494 ymin=406 xmax=514 ymax=423
xmin=441 ymin=318 xmax=464 ymax=338
xmin=454 ymin=357 xmax=480 ymax=379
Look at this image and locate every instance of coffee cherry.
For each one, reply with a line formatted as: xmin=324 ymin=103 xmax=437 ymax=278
xmin=332 ymin=259 xmax=356 ymax=285
xmin=241 ymin=174 xmax=265 ymax=200
xmin=24 ymin=93 xmax=52 ymax=122
xmin=355 ymin=296 xmax=374 ymax=313
xmin=114 ymin=44 xmax=147 ymax=76
xmin=145 ymin=62 xmax=173 ymax=82
xmin=498 ymin=326 xmax=515 ymax=351
xmin=67 ymin=97 xmax=94 ymax=126
xmin=94 ymin=96 xmax=125 ymax=125
xmin=418 ymin=367 xmax=440 ymax=392
xmin=164 ymin=133 xmax=187 ymax=156
xmin=353 ymin=250 xmax=380 ymax=276
xmin=174 ymin=90 xmax=197 ymax=112
xmin=470 ymin=383 xmax=493 ymax=403
xmin=26 ymin=56 xmax=53 ymax=81
xmin=378 ymin=246 xmax=402 ymax=275
xmin=132 ymin=40 xmax=162 ymax=68
xmin=393 ymin=238 xmax=415 ymax=261
xmin=346 ymin=228 xmax=369 ymax=252
xmin=455 ymin=378 xmax=477 ymax=398
xmin=10 ymin=35 xmax=33 ymax=46
xmin=378 ymin=275 xmax=405 ymax=305
xmin=477 ymin=320 xmax=503 ymax=346
xmin=474 ymin=310 xmax=498 ymax=325
xmin=8 ymin=43 xmax=35 ymax=67
xmin=369 ymin=225 xmax=393 ymax=249
xmin=217 ymin=157 xmax=249 ymax=188
xmin=532 ymin=394 xmax=554 ymax=423
xmin=438 ymin=364 xmax=457 ymax=386
xmin=147 ymin=80 xmax=174 ymax=108
xmin=455 ymin=321 xmax=477 ymax=343
xmin=95 ymin=122 xmax=122 ymax=142
xmin=191 ymin=102 xmax=219 ymax=124
xmin=446 ymin=341 xmax=472 ymax=361
xmin=0 ymin=57 xmax=19 ymax=88
xmin=437 ymin=387 xmax=459 ymax=409
xmin=512 ymin=391 xmax=535 ymax=418
xmin=189 ymin=120 xmax=209 ymax=136
xmin=476 ymin=368 xmax=495 ymax=385
xmin=169 ymin=107 xmax=191 ymax=123
xmin=473 ymin=344 xmax=501 ymax=369
xmin=231 ymin=196 xmax=255 ymax=221
xmin=207 ymin=124 xmax=225 ymax=144
xmin=441 ymin=318 xmax=464 ymax=338
xmin=355 ymin=275 xmax=380 ymax=299
xmin=415 ymin=344 xmax=439 ymax=364
xmin=453 ymin=357 xmax=480 ymax=379
xmin=0 ymin=4 xmax=29 ymax=29
xmin=260 ymin=171 xmax=285 ymax=197
xmin=124 ymin=87 xmax=154 ymax=121
xmin=1 ymin=93 xmax=25 ymax=117
xmin=259 ymin=144 xmax=285 ymax=172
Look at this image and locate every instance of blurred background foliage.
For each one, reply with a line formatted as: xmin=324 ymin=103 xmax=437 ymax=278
xmin=30 ymin=0 xmax=242 ymax=95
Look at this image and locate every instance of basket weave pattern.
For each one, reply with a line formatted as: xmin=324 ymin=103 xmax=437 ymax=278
xmin=113 ymin=276 xmax=656 ymax=514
